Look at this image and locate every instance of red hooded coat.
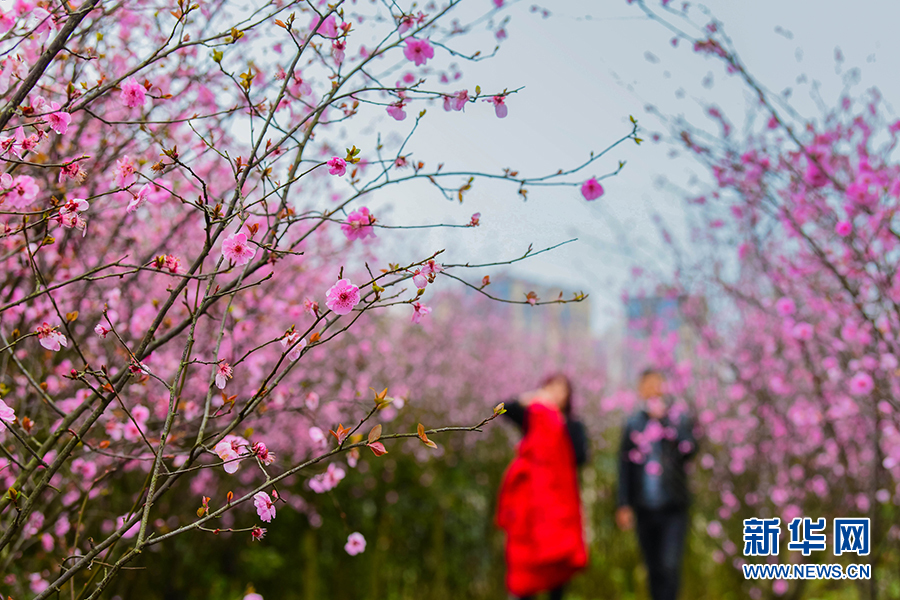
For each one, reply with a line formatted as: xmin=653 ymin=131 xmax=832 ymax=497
xmin=496 ymin=403 xmax=588 ymax=596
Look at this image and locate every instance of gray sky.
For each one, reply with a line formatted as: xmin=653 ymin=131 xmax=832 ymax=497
xmin=24 ymin=0 xmax=896 ymax=333
xmin=366 ymin=0 xmax=900 ymax=333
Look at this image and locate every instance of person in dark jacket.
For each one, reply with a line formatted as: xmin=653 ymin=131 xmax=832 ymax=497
xmin=616 ymin=368 xmax=697 ymax=600
xmin=498 ymin=373 xmax=589 ymax=600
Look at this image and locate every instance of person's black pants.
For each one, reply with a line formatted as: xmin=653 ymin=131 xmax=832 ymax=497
xmin=636 ymin=507 xmax=689 ymax=600
xmin=514 ymin=584 xmax=565 ymax=600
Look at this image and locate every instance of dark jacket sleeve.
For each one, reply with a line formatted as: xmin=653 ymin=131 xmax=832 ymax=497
xmin=675 ymin=412 xmax=698 ymax=460
xmin=501 ymin=399 xmax=527 ymax=430
xmin=616 ymin=416 xmax=635 ymax=508
xmin=567 ymin=420 xmax=589 ymax=467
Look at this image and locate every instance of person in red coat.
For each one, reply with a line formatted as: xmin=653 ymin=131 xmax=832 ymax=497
xmin=496 ymin=374 xmax=589 ymax=600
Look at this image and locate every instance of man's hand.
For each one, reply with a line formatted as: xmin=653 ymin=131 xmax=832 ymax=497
xmin=616 ymin=506 xmax=635 ymax=530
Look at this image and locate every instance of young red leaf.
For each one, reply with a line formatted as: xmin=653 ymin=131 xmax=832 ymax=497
xmin=329 ymin=423 xmax=352 ymax=444
xmin=417 ymin=423 xmax=438 ymax=449
xmin=367 ymin=441 xmax=388 ymax=456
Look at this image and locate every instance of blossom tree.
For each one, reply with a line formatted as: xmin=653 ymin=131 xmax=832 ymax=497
xmin=611 ymin=2 xmax=900 ymax=598
xmin=0 ymin=0 xmax=637 ymax=596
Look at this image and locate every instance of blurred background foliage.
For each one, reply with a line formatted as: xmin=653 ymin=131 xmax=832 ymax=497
xmin=100 ymin=421 xmax=898 ymax=600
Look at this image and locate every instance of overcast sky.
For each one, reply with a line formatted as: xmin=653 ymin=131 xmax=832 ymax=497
xmin=19 ymin=0 xmax=898 ymax=333
xmin=361 ymin=0 xmax=900 ymax=333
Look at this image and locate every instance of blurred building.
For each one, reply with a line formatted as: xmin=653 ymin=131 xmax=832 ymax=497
xmin=486 ymin=276 xmax=594 ymax=346
xmin=601 ymin=292 xmax=707 ymax=389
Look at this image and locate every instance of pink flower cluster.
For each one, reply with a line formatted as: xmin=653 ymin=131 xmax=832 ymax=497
xmin=309 ymin=463 xmax=345 ymax=493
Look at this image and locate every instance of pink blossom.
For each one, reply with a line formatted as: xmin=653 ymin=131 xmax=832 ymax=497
xmin=412 ymin=270 xmax=428 ymax=289
xmin=580 ymin=178 xmax=604 ymax=201
xmin=57 ymin=198 xmax=89 ymax=234
xmin=848 ymin=372 xmax=874 ymax=396
xmin=253 ymin=491 xmax=277 ymax=522
xmin=344 ymin=532 xmax=367 ymax=555
xmin=252 ymin=441 xmax=276 ymax=465
xmin=397 ymin=12 xmax=425 ymax=33
xmin=485 ymin=95 xmax=508 ymax=118
xmin=835 ymin=221 xmax=852 ymax=236
xmin=775 ymin=297 xmax=795 ymax=316
xmin=403 ymin=38 xmax=434 ymax=66
xmin=386 ymin=101 xmax=407 ymax=121
xmin=251 ymin=527 xmax=266 ymax=541
xmin=280 ymin=330 xmax=307 ymax=361
xmin=332 ymin=40 xmax=346 ymax=64
xmin=71 ymin=458 xmax=97 ymax=480
xmin=325 ymin=279 xmax=360 ymax=315
xmin=127 ymin=360 xmax=152 ymax=376
xmin=791 ymin=322 xmax=814 ymax=340
xmin=60 ymin=196 xmax=88 ymax=212
xmin=135 ymin=180 xmax=173 ymax=205
xmin=305 ymin=392 xmax=320 ymax=410
xmin=327 ymin=156 xmax=347 ymax=176
xmin=341 ymin=207 xmax=376 ymax=241
xmin=59 ymin=160 xmax=87 ymax=183
xmin=154 ymin=254 xmax=183 ymax=274
xmin=29 ymin=574 xmax=49 ymax=594
xmin=126 ymin=183 xmax=152 ymax=213
xmin=94 ymin=323 xmax=111 ymax=338
xmin=214 ymin=435 xmax=249 ymax=474
xmin=443 ymin=89 xmax=468 ymax=112
xmin=0 ymin=398 xmax=15 ymax=423
xmin=120 ymin=78 xmax=146 ymax=108
xmin=411 ymin=301 xmax=431 ymax=324
xmin=421 ymin=259 xmax=443 ymax=277
xmin=28 ymin=7 xmax=57 ymax=38
xmin=309 ymin=463 xmax=345 ymax=493
xmin=12 ymin=127 xmax=38 ymax=157
xmin=54 ymin=516 xmax=70 ymax=537
xmin=1 ymin=127 xmax=29 ymax=159
xmin=222 ymin=232 xmax=256 ymax=266
xmin=116 ymin=515 xmax=140 ymax=539
xmin=36 ymin=322 xmax=67 ymax=351
xmin=215 ymin=362 xmax=233 ymax=389
xmin=0 ymin=10 xmax=15 ymax=32
xmin=113 ymin=156 xmax=137 ymax=188
xmin=308 ymin=426 xmax=327 ymax=449
xmin=303 ymin=298 xmax=319 ymax=316
xmin=46 ymin=102 xmax=71 ymax=135
xmin=5 ymin=175 xmax=39 ymax=209
xmin=310 ymin=14 xmax=338 ymax=38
